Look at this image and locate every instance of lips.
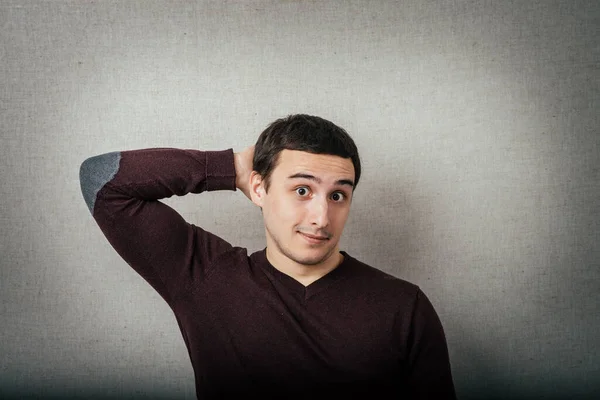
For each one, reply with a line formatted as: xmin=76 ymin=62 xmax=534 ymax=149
xmin=299 ymin=232 xmax=330 ymax=243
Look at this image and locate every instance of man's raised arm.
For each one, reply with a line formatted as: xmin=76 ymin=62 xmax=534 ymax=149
xmin=79 ymin=147 xmax=250 ymax=305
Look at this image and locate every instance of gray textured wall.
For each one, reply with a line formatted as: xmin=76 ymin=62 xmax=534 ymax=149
xmin=1 ymin=1 xmax=598 ymax=399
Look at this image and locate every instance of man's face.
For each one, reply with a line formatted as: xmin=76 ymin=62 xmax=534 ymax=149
xmin=252 ymin=150 xmax=355 ymax=268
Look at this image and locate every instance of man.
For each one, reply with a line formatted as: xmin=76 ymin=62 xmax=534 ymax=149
xmin=80 ymin=114 xmax=456 ymax=399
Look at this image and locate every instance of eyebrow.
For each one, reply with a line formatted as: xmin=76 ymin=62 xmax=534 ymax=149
xmin=287 ymin=173 xmax=355 ymax=188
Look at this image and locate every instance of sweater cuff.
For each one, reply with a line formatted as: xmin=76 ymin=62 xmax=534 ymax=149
xmin=205 ymin=149 xmax=237 ymax=191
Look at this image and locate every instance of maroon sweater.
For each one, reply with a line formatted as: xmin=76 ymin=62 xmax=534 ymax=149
xmin=79 ymin=148 xmax=456 ymax=399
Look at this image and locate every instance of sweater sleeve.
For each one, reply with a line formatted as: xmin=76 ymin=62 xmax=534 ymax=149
xmin=405 ymin=289 xmax=457 ymax=399
xmin=79 ymin=148 xmax=237 ymax=305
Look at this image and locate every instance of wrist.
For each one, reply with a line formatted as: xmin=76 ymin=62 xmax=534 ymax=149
xmin=233 ymin=152 xmax=242 ymax=189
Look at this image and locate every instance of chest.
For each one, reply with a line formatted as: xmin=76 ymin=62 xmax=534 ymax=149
xmin=174 ymin=268 xmax=402 ymax=377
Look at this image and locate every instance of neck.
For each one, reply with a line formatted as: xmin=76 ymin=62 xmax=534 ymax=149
xmin=265 ymin=246 xmax=343 ymax=286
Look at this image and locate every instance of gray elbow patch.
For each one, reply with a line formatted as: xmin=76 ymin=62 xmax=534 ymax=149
xmin=79 ymin=151 xmax=121 ymax=213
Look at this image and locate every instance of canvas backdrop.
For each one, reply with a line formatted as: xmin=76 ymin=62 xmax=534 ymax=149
xmin=1 ymin=0 xmax=598 ymax=399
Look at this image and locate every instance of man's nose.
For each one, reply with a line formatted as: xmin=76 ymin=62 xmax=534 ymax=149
xmin=308 ymin=196 xmax=329 ymax=228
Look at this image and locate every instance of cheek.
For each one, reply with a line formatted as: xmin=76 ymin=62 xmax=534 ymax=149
xmin=264 ymin=195 xmax=300 ymax=222
xmin=331 ymin=208 xmax=351 ymax=228
xmin=275 ymin=199 xmax=307 ymax=226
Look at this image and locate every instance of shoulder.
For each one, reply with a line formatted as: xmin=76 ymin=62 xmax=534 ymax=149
xmin=340 ymin=251 xmax=421 ymax=301
xmin=341 ymin=254 xmax=446 ymax=333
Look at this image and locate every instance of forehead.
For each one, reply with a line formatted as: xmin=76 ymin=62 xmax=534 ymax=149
xmin=273 ymin=150 xmax=355 ymax=181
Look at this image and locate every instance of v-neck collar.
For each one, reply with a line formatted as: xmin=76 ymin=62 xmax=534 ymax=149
xmin=251 ymin=248 xmax=351 ymax=301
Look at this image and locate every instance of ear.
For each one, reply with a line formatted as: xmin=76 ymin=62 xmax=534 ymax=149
xmin=249 ymin=171 xmax=266 ymax=207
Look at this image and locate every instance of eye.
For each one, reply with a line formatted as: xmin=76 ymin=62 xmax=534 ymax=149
xmin=331 ymin=192 xmax=346 ymax=202
xmin=295 ymin=187 xmax=310 ymax=197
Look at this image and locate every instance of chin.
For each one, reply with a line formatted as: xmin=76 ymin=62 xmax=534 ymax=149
xmin=294 ymin=256 xmax=326 ymax=266
xmin=290 ymin=248 xmax=336 ymax=266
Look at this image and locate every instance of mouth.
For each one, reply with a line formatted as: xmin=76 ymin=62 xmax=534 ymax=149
xmin=298 ymin=232 xmax=330 ymax=244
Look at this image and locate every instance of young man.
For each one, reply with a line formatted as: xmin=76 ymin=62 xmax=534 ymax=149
xmin=80 ymin=114 xmax=456 ymax=399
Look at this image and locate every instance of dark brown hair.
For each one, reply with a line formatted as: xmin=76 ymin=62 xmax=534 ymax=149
xmin=253 ymin=114 xmax=361 ymax=192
